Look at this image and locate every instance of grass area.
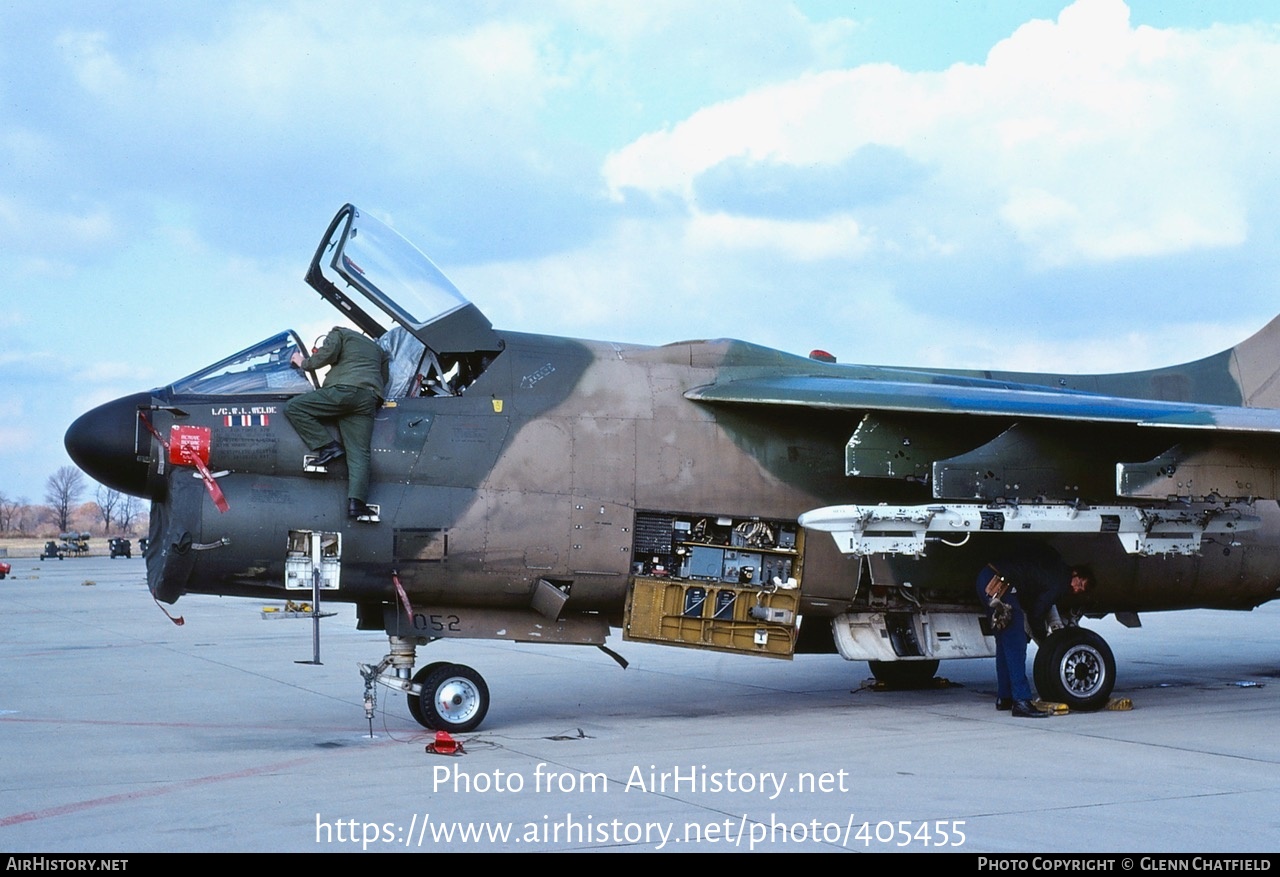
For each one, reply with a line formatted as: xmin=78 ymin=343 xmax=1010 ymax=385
xmin=0 ymin=535 xmax=143 ymax=559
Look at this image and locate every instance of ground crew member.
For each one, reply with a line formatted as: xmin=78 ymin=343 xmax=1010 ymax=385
xmin=286 ymin=327 xmax=389 ymax=519
xmin=976 ymin=543 xmax=1094 ymax=718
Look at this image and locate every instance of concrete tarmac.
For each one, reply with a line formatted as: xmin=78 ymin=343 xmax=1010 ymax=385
xmin=1 ymin=555 xmax=1278 ymax=853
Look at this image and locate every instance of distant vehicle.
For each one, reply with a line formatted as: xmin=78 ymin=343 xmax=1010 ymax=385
xmin=0 ymin=560 xmax=10 ymax=579
xmin=39 ymin=541 xmax=62 ymax=561
xmin=108 ymin=538 xmax=132 ymax=559
xmin=138 ymin=538 xmax=150 ymax=554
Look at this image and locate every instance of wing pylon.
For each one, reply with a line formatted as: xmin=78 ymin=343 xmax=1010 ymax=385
xmin=798 ymin=502 xmax=1260 ymax=558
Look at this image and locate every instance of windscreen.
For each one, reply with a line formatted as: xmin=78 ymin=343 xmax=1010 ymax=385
xmin=169 ymin=332 xmax=314 ymax=396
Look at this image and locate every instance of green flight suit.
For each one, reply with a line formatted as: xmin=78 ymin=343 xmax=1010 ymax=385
xmin=285 ymin=327 xmax=389 ymax=502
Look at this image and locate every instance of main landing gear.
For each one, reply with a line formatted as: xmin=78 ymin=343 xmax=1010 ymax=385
xmin=851 ymin=617 xmax=1117 ymax=710
xmin=361 ymin=637 xmax=492 ymax=732
xmin=1033 ymin=627 xmax=1116 ymax=711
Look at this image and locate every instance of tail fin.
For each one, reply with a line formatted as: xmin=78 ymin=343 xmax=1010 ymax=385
xmin=1229 ymin=312 xmax=1280 ymax=408
xmin=1088 ymin=312 xmax=1280 ymax=408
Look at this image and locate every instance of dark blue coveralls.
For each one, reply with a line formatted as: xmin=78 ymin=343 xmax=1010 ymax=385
xmin=975 ymin=545 xmax=1073 ymax=702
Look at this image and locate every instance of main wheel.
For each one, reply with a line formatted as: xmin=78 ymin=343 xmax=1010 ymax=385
xmin=867 ymin=659 xmax=940 ymax=688
xmin=406 ymin=661 xmax=450 ymax=726
xmin=414 ymin=663 xmax=489 ymax=732
xmin=1033 ymin=628 xmax=1115 ymax=711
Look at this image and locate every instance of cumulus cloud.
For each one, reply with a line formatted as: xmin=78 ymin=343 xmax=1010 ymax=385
xmin=603 ymin=0 xmax=1280 ymax=266
xmin=694 ymin=146 xmax=928 ymax=218
xmin=684 ymin=212 xmax=871 ymax=261
xmin=52 ymin=11 xmax=566 ymax=168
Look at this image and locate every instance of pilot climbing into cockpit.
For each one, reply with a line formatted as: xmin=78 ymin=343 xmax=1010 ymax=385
xmin=287 ymin=326 xmax=389 ymax=520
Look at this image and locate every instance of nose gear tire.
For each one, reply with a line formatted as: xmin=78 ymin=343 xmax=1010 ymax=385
xmin=413 ymin=663 xmax=490 ymax=732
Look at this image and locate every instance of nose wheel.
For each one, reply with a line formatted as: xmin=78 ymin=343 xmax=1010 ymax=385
xmin=409 ymin=663 xmax=490 ymax=732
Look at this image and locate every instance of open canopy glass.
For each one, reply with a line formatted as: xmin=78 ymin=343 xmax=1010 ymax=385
xmin=304 ymin=204 xmax=501 ymax=356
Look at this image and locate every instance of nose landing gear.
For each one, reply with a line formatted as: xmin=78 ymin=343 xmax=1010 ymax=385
xmin=361 ymin=639 xmax=491 ymax=733
xmin=412 ymin=663 xmax=490 ymax=732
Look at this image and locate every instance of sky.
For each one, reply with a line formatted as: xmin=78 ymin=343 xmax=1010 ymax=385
xmin=5 ymin=0 xmax=1280 ymax=504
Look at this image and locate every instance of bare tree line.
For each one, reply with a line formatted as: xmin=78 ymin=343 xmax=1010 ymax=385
xmin=0 ymin=467 xmax=145 ymax=537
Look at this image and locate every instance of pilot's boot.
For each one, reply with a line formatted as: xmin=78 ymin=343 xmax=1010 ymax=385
xmin=348 ymin=498 xmax=377 ymax=519
xmin=312 ymin=441 xmax=345 ymax=467
xmin=996 ymin=697 xmax=1013 ymax=711
xmin=1011 ymin=699 xmax=1050 ymax=718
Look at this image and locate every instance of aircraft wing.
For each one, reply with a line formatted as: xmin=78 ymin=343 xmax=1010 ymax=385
xmin=685 ymin=373 xmax=1280 ymax=502
xmin=684 ymin=374 xmax=1280 ymax=432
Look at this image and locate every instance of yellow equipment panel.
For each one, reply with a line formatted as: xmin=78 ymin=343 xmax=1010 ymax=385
xmin=624 ymin=577 xmax=800 ymax=658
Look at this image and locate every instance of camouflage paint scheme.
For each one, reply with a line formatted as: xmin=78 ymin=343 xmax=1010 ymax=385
xmin=65 ymin=204 xmax=1280 ymax=721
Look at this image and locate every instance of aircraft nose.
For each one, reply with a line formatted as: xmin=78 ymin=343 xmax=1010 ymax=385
xmin=65 ymin=392 xmax=155 ymax=497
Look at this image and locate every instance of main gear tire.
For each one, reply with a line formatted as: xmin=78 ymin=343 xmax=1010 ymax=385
xmin=1033 ymin=628 xmax=1115 ymax=711
xmin=414 ymin=663 xmax=490 ymax=732
xmin=868 ymin=659 xmax=940 ymax=689
xmin=407 ymin=661 xmax=450 ymax=726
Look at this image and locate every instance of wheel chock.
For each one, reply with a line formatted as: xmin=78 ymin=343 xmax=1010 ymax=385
xmin=1033 ymin=699 xmax=1069 ymax=715
xmin=1106 ymin=697 xmax=1133 ymax=710
xmin=426 ymin=731 xmax=465 ymax=756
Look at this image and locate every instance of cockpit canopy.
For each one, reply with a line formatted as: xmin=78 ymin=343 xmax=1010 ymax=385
xmin=166 ymin=205 xmax=503 ymax=400
xmin=305 ymin=204 xmax=502 ymax=356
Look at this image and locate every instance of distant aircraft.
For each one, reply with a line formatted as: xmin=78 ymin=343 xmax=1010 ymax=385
xmin=65 ymin=204 xmax=1280 ymax=731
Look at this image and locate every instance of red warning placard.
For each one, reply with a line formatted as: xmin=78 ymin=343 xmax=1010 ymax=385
xmin=166 ymin=424 xmax=228 ymax=513
xmin=169 ymin=425 xmax=211 ymax=466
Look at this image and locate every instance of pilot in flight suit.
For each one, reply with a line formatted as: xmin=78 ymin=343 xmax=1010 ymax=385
xmin=286 ymin=327 xmax=389 ymax=518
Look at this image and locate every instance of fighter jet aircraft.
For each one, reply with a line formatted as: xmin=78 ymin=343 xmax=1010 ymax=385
xmin=65 ymin=204 xmax=1280 ymax=731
